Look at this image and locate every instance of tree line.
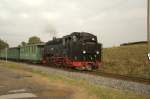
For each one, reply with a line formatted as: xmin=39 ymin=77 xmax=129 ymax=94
xmin=18 ymin=36 xmax=43 ymax=47
xmin=0 ymin=39 xmax=9 ymax=49
xmin=0 ymin=36 xmax=43 ymax=49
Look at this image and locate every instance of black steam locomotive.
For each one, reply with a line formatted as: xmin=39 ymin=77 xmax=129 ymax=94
xmin=43 ymin=32 xmax=102 ymax=70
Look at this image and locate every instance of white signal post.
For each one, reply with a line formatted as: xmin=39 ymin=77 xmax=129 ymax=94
xmin=5 ymin=47 xmax=7 ymax=62
xmin=5 ymin=40 xmax=8 ymax=62
xmin=148 ymin=0 xmax=150 ymax=60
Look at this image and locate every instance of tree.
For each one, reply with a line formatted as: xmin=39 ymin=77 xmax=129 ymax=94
xmin=21 ymin=41 xmax=27 ymax=46
xmin=18 ymin=41 xmax=27 ymax=47
xmin=28 ymin=36 xmax=42 ymax=45
xmin=18 ymin=36 xmax=43 ymax=47
xmin=0 ymin=39 xmax=9 ymax=49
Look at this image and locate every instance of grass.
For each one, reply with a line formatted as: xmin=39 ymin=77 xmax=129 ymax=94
xmin=100 ymin=44 xmax=150 ymax=79
xmin=0 ymin=61 xmax=150 ymax=99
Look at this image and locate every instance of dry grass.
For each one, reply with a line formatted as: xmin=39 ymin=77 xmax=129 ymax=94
xmin=100 ymin=44 xmax=150 ymax=79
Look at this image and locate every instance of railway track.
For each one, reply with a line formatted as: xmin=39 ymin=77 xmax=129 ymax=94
xmin=82 ymin=71 xmax=150 ymax=85
xmin=36 ymin=63 xmax=150 ymax=85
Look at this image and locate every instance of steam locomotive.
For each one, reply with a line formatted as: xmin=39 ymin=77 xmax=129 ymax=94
xmin=0 ymin=32 xmax=102 ymax=70
xmin=43 ymin=32 xmax=102 ymax=70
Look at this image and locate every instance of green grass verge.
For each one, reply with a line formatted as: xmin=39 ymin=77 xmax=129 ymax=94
xmin=101 ymin=44 xmax=150 ymax=79
xmin=0 ymin=61 xmax=150 ymax=99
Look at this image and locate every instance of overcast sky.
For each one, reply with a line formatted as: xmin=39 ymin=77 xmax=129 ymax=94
xmin=0 ymin=0 xmax=147 ymax=47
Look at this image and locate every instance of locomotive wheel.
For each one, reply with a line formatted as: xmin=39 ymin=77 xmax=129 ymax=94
xmin=76 ymin=66 xmax=85 ymax=70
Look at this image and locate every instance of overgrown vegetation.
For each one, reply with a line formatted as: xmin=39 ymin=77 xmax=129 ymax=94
xmin=0 ymin=39 xmax=9 ymax=49
xmin=0 ymin=61 xmax=149 ymax=99
xmin=100 ymin=44 xmax=150 ymax=79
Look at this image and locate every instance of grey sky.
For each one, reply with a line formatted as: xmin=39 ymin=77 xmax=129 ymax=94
xmin=0 ymin=0 xmax=147 ymax=47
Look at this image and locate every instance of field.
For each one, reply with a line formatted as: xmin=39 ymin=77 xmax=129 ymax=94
xmin=100 ymin=43 xmax=150 ymax=79
xmin=0 ymin=61 xmax=149 ymax=99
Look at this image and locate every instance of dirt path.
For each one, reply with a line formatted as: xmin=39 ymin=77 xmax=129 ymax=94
xmin=0 ymin=66 xmax=73 ymax=99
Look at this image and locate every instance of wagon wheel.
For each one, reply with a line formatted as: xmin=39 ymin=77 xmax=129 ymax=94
xmin=86 ymin=65 xmax=92 ymax=71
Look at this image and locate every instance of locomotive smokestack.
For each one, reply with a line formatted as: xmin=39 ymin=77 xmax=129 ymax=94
xmin=53 ymin=36 xmax=56 ymax=40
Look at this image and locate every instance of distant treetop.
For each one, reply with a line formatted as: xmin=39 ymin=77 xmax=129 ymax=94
xmin=18 ymin=36 xmax=44 ymax=47
xmin=28 ymin=36 xmax=42 ymax=45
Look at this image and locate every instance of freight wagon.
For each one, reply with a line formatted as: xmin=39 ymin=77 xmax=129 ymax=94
xmin=7 ymin=47 xmax=20 ymax=60
xmin=20 ymin=43 xmax=44 ymax=63
xmin=0 ymin=48 xmax=6 ymax=59
xmin=0 ymin=47 xmax=20 ymax=60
